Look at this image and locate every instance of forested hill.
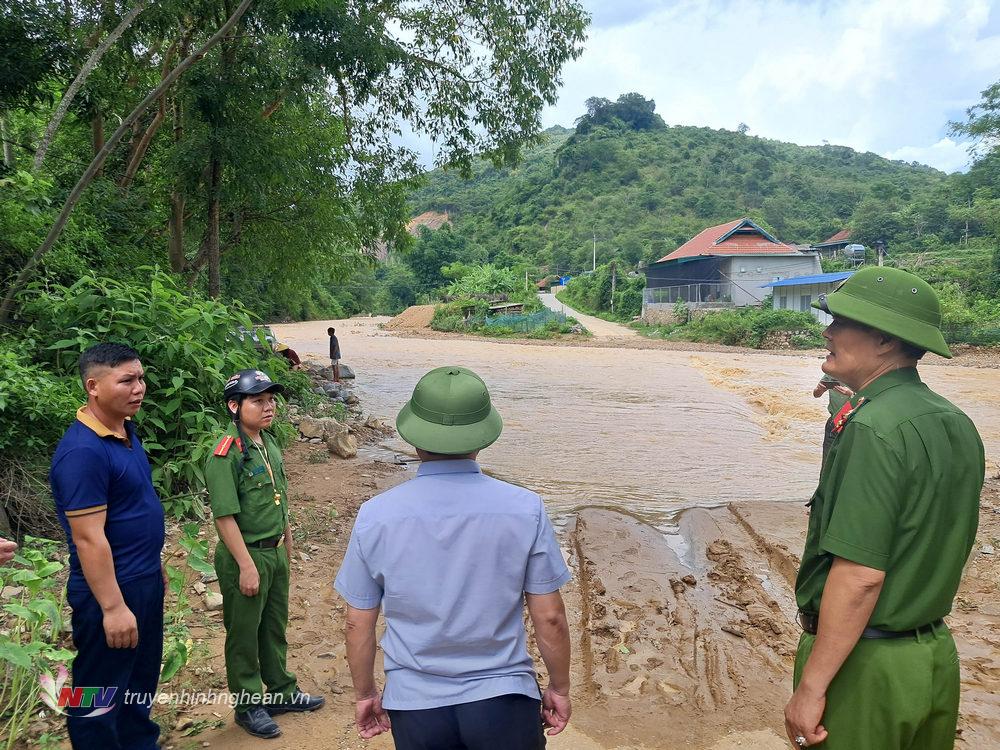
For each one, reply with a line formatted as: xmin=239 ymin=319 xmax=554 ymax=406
xmin=407 ymin=118 xmax=977 ymax=274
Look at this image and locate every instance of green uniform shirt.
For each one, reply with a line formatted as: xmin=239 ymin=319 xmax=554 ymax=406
xmin=205 ymin=425 xmax=289 ymax=542
xmin=820 ymin=375 xmax=851 ymax=417
xmin=796 ymin=367 xmax=984 ymax=631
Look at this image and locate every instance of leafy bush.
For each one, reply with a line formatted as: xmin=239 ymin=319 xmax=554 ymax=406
xmin=0 ymin=343 xmax=79 ymax=462
xmin=18 ymin=270 xmax=293 ymax=509
xmin=644 ymin=306 xmax=823 ymax=348
xmin=0 ymin=537 xmax=74 ymax=750
xmin=446 ymin=264 xmax=519 ymax=296
xmin=559 ymin=264 xmax=646 ymax=321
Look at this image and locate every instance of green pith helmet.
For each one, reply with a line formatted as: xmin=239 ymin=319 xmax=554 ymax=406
xmin=813 ymin=267 xmax=951 ymax=358
xmin=396 ymin=366 xmax=503 ymax=455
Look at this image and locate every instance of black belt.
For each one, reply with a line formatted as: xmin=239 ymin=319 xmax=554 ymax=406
xmin=245 ymin=535 xmax=283 ymax=549
xmin=798 ymin=612 xmax=944 ymax=639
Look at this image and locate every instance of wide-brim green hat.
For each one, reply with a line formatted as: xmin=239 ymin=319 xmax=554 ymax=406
xmin=396 ymin=366 xmax=503 ymax=455
xmin=812 ymin=266 xmax=951 ymax=358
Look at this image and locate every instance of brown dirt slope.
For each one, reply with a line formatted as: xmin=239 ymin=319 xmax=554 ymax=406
xmin=384 ymin=304 xmax=436 ymax=330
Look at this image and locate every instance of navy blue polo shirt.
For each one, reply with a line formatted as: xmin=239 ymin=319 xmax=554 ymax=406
xmin=50 ymin=407 xmax=165 ymax=589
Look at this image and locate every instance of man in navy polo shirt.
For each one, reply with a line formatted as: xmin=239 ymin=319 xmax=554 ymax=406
xmin=50 ymin=343 xmax=166 ymax=750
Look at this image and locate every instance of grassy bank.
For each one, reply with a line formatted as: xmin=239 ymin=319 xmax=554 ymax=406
xmin=431 ymin=301 xmax=586 ymax=339
xmin=637 ymin=305 xmax=825 ymax=349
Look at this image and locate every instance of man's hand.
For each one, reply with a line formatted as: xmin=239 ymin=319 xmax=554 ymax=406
xmin=355 ymin=691 xmax=390 ymax=739
xmin=784 ymin=682 xmax=828 ymax=748
xmin=0 ymin=536 xmax=17 ymax=565
xmin=541 ymin=686 xmax=571 ymax=736
xmin=239 ymin=561 xmax=260 ymax=596
xmin=284 ymin=527 xmax=293 ymax=565
xmin=161 ymin=562 xmax=169 ymax=589
xmin=103 ymin=602 xmax=138 ymax=648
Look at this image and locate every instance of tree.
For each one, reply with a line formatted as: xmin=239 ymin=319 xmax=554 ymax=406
xmin=0 ymin=0 xmax=255 ymax=324
xmin=1 ymin=0 xmax=590 ymax=321
xmin=574 ymin=92 xmax=665 ymax=134
xmin=950 ymin=79 xmax=1000 ymax=157
xmin=32 ymin=0 xmax=152 ymax=172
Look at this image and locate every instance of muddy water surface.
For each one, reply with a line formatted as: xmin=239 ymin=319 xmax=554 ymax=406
xmin=275 ymin=318 xmax=1000 ymax=525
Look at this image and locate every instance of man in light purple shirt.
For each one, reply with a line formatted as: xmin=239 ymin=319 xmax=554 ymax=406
xmin=334 ymin=366 xmax=572 ymax=749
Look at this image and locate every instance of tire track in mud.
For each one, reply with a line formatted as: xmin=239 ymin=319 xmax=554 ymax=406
xmin=567 ymin=507 xmax=798 ymax=747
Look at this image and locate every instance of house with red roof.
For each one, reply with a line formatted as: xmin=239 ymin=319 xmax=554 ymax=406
xmin=642 ymin=218 xmax=820 ymax=319
xmin=810 ymin=228 xmax=861 ymax=257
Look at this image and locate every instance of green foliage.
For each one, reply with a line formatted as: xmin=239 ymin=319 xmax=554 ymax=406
xmin=372 ymin=264 xmax=420 ymax=315
xmin=642 ymin=307 xmax=824 ymax=349
xmin=17 ymin=269 xmax=294 ymax=503
xmin=446 ymin=264 xmax=519 ymax=297
xmin=0 ymin=536 xmax=73 ymax=750
xmin=431 ymin=301 xmax=578 ymax=338
xmin=559 ymin=263 xmax=645 ymax=320
xmin=0 ymin=342 xmax=78 ymax=461
xmin=574 ymin=93 xmax=667 ymax=135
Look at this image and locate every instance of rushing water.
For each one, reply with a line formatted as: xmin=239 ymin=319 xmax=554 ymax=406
xmin=274 ymin=318 xmax=1000 ymax=528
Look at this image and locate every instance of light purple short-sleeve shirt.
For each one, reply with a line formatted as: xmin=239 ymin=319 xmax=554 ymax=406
xmin=334 ymin=459 xmax=571 ymax=710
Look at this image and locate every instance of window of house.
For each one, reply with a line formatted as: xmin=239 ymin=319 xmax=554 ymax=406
xmin=800 ymin=294 xmax=811 ymax=312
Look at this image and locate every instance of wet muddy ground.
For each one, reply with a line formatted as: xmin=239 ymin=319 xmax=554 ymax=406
xmin=169 ymin=317 xmax=1000 ymax=750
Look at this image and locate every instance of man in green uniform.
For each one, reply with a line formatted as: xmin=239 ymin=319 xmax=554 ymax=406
xmin=205 ymin=369 xmax=324 ymax=738
xmin=785 ymin=267 xmax=984 ymax=749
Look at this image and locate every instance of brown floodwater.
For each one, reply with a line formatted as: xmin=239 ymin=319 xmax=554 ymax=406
xmin=274 ymin=318 xmax=1000 ymax=528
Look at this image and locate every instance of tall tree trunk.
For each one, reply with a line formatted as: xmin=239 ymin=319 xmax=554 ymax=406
xmin=33 ymin=0 xmax=152 ymax=172
xmin=0 ymin=0 xmax=256 ymax=325
xmin=120 ymin=107 xmax=164 ymax=187
xmin=120 ymin=39 xmax=179 ymax=188
xmin=91 ymin=110 xmax=105 ymax=175
xmin=206 ymin=155 xmax=222 ymax=298
xmin=168 ymin=191 xmax=186 ymax=272
xmin=0 ymin=113 xmax=14 ymax=169
xmin=168 ymin=96 xmax=186 ymax=272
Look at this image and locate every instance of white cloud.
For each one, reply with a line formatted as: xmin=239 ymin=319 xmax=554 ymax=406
xmin=541 ymin=0 xmax=1000 ymax=172
xmin=883 ymin=137 xmax=973 ymax=173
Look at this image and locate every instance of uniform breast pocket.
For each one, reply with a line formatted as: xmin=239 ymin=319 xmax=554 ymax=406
xmin=240 ymin=466 xmax=268 ymax=492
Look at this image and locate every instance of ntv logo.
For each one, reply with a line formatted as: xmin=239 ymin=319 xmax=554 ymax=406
xmin=39 ymin=666 xmax=116 ymax=717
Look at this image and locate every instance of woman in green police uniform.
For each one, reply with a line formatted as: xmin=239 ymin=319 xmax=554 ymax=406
xmin=205 ymin=369 xmax=324 ymax=739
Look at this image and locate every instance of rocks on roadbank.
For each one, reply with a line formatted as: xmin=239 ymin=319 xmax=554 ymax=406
xmin=286 ymin=358 xmax=394 ymax=459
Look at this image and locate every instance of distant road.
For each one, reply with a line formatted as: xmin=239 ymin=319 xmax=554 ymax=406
xmin=539 ymin=287 xmax=638 ymax=338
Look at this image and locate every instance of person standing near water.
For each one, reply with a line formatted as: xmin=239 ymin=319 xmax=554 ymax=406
xmin=785 ymin=267 xmax=984 ymax=750
xmin=205 ymin=369 xmax=324 ymax=738
xmin=335 ymin=366 xmax=572 ymax=749
xmin=328 ymin=327 xmax=341 ymax=382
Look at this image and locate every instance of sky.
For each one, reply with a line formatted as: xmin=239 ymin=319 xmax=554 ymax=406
xmin=407 ymin=0 xmax=1000 ymax=173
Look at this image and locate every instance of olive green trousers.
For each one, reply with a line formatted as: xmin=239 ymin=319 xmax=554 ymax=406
xmin=793 ymin=623 xmax=960 ymax=750
xmin=215 ymin=543 xmax=297 ymax=711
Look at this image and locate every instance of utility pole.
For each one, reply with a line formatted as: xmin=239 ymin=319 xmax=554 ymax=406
xmin=524 ymin=268 xmax=529 ymax=292
xmin=875 ymin=238 xmax=886 ymax=267
xmin=610 ymin=260 xmax=617 ymax=314
xmin=593 ymin=227 xmax=597 ymax=272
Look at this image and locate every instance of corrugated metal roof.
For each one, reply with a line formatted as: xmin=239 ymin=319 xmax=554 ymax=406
xmin=761 ymin=271 xmax=854 ymax=288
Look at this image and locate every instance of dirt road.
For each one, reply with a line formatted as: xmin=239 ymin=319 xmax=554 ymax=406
xmin=539 ymin=288 xmax=638 ymax=338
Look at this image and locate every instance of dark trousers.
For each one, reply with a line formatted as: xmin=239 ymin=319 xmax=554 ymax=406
xmin=388 ymin=694 xmax=545 ymax=750
xmin=66 ymin=570 xmax=164 ymax=750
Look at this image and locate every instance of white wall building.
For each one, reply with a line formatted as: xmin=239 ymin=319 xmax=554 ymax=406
xmin=761 ymin=271 xmax=855 ymax=324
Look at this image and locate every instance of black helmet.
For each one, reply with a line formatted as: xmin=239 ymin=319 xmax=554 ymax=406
xmin=223 ymin=369 xmax=285 ymax=403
